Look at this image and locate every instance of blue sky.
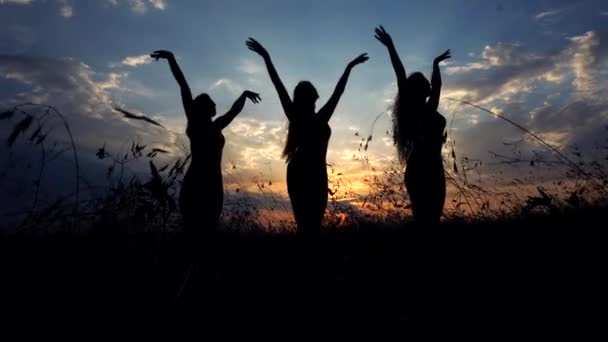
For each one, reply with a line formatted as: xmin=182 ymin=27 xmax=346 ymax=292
xmin=1 ymin=0 xmax=608 ymax=219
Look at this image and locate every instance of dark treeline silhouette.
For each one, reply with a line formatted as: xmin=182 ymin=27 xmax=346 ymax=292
xmin=375 ymin=26 xmax=450 ymax=226
xmin=247 ymin=38 xmax=368 ymax=239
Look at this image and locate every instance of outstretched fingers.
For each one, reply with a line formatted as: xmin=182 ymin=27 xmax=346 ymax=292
xmin=244 ymin=91 xmax=261 ymax=103
xmin=246 ymin=37 xmax=266 ymax=55
xmin=435 ymin=49 xmax=452 ymax=63
xmin=351 ymin=53 xmax=369 ymax=66
xmin=374 ymin=25 xmax=392 ymax=45
xmin=374 ymin=27 xmax=383 ymax=41
xmin=250 ymin=93 xmax=261 ymax=103
xmin=150 ymin=50 xmax=172 ymax=61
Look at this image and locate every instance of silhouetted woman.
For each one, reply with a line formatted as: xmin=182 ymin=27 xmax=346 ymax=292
xmin=374 ymin=26 xmax=451 ymax=225
xmin=246 ymin=38 xmax=367 ymax=238
xmin=151 ymin=50 xmax=260 ymax=237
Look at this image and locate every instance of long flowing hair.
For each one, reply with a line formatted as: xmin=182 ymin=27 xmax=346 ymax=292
xmin=282 ymin=81 xmax=318 ymax=161
xmin=392 ymin=72 xmax=430 ymax=165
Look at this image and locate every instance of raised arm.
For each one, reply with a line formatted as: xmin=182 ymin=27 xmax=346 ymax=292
xmin=246 ymin=38 xmax=293 ymax=120
xmin=318 ymin=53 xmax=369 ymax=122
xmin=151 ymin=50 xmax=193 ymax=116
xmin=213 ymin=91 xmax=261 ymax=130
xmin=429 ymin=49 xmax=451 ymax=111
xmin=375 ymin=26 xmax=407 ymax=92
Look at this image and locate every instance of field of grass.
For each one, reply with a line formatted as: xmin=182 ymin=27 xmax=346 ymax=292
xmin=2 ymin=206 xmax=605 ymax=323
xmin=2 ymin=103 xmax=607 ymax=323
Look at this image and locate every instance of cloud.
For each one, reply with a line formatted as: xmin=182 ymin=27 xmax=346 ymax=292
xmin=0 ymin=54 xmax=286 ymax=194
xmin=0 ymin=55 xmax=188 ymax=218
xmin=1 ymin=56 xmax=115 ymax=112
xmin=238 ymin=58 xmax=264 ymax=75
xmin=114 ymin=54 xmax=152 ymax=68
xmin=568 ymin=31 xmax=608 ymax=98
xmin=60 ymin=6 xmax=72 ymax=17
xmin=224 ymin=118 xmax=285 ymax=172
xmin=0 ymin=54 xmax=177 ymax=166
xmin=445 ymin=61 xmax=490 ymax=74
xmin=443 ymin=30 xmax=608 ymax=106
xmin=0 ymin=0 xmax=166 ymax=16
xmin=434 ymin=29 xmax=608 ymax=189
xmin=444 ymin=42 xmax=557 ymax=106
xmin=148 ymin=0 xmax=166 ymax=10
xmin=534 ymin=9 xmax=563 ymax=20
xmin=0 ymin=0 xmax=33 ymax=4
xmin=130 ymin=0 xmax=146 ymax=14
xmin=59 ymin=0 xmax=73 ymax=18
xmin=209 ymin=78 xmax=243 ymax=96
xmin=0 ymin=54 xmax=294 ymax=219
xmin=106 ymin=0 xmax=167 ymax=14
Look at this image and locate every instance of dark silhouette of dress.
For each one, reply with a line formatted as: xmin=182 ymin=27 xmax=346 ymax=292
xmin=180 ymin=119 xmax=225 ymax=237
xmin=286 ymin=114 xmax=332 ymax=238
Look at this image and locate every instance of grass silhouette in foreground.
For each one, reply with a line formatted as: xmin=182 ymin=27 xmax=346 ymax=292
xmin=1 ymin=206 xmax=605 ymax=323
xmin=1 ymin=97 xmax=607 ymax=322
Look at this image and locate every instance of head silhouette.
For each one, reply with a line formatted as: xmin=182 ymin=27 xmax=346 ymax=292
xmin=193 ymin=93 xmax=216 ymax=118
xmin=292 ymin=81 xmax=319 ymax=115
xmin=407 ymin=72 xmax=431 ymax=101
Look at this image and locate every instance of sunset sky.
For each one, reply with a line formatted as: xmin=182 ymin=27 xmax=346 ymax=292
xmin=1 ymin=0 xmax=607 ymax=220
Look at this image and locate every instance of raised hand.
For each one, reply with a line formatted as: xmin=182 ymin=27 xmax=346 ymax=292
xmin=243 ymin=90 xmax=261 ymax=104
xmin=374 ymin=25 xmax=393 ymax=47
xmin=434 ymin=49 xmax=451 ymax=65
xmin=348 ymin=53 xmax=369 ymax=68
xmin=246 ymin=38 xmax=269 ymax=59
xmin=150 ymin=50 xmax=174 ymax=61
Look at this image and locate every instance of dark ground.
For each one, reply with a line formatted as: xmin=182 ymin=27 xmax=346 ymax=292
xmin=1 ymin=208 xmax=605 ymax=323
